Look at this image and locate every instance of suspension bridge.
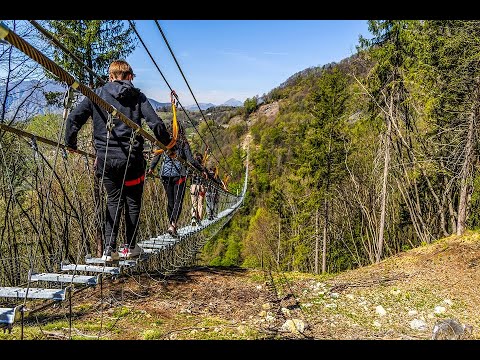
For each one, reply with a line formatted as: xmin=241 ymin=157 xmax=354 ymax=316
xmin=0 ymin=21 xmax=249 ymax=336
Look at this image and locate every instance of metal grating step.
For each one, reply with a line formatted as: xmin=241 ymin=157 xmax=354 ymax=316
xmin=148 ymin=234 xmax=179 ymax=242
xmin=0 ymin=306 xmax=21 ymax=328
xmin=61 ymin=263 xmax=120 ymax=275
xmin=30 ymin=273 xmax=99 ymax=286
xmin=0 ymin=287 xmax=70 ymax=300
xmin=142 ymin=237 xmax=177 ymax=244
xmin=199 ymin=219 xmax=214 ymax=227
xmin=141 ymin=248 xmax=161 ymax=254
xmin=84 ymin=256 xmax=139 ymax=267
xmin=177 ymin=225 xmax=202 ymax=236
xmin=138 ymin=242 xmax=170 ymax=249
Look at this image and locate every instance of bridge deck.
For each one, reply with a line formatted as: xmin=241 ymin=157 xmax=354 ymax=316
xmin=30 ymin=273 xmax=99 ymax=286
xmin=61 ymin=264 xmax=121 ymax=275
xmin=0 ymin=307 xmax=21 ymax=328
xmin=84 ymin=257 xmax=140 ymax=266
xmin=0 ymin=287 xmax=69 ymax=300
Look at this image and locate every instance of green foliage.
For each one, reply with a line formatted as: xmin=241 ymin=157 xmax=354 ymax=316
xmin=25 ymin=113 xmax=63 ymax=139
xmin=113 ymin=306 xmax=131 ymax=318
xmin=222 ymin=236 xmax=241 ymax=266
xmin=241 ymin=207 xmax=277 ymax=268
xmin=142 ymin=329 xmax=163 ymax=340
xmin=243 ymin=97 xmax=258 ymax=116
xmin=300 ymin=66 xmax=350 ymax=190
xmin=44 ymin=91 xmax=64 ymax=108
xmin=201 ymin=204 xmax=251 ymax=266
xmin=45 ymin=20 xmax=137 ymax=87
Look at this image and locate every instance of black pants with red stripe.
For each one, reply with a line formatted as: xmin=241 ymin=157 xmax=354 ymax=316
xmin=161 ymin=176 xmax=186 ymax=224
xmin=96 ymin=153 xmax=146 ymax=251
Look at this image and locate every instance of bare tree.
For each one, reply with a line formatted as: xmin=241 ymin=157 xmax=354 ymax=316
xmin=0 ymin=20 xmax=55 ymax=126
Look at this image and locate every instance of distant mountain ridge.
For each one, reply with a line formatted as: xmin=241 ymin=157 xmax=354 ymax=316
xmin=222 ymin=98 xmax=243 ymax=107
xmin=0 ymin=79 xmax=68 ymax=120
xmin=148 ymin=98 xmax=171 ymax=111
xmin=183 ymin=98 xmax=243 ymax=112
xmin=0 ymin=79 xmax=244 ymax=119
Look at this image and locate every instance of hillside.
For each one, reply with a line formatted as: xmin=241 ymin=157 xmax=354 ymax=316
xmin=2 ymin=231 xmax=479 ymax=340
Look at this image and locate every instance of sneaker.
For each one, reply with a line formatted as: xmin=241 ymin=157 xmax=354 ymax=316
xmin=101 ymin=247 xmax=119 ymax=262
xmin=167 ymin=224 xmax=179 ymax=237
xmin=119 ymin=244 xmax=143 ymax=259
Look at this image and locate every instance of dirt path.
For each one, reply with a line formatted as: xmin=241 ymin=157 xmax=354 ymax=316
xmin=3 ymin=233 xmax=479 ymax=341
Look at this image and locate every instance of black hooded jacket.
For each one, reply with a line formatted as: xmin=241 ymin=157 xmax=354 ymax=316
xmin=65 ymin=80 xmax=171 ymax=158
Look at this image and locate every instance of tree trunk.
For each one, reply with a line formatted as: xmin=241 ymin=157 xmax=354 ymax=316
xmin=456 ymin=112 xmax=476 ymax=235
xmin=86 ymin=45 xmax=94 ymax=88
xmin=421 ymin=168 xmax=448 ymax=237
xmin=277 ymin=215 xmax=281 ymax=266
xmin=315 ymin=208 xmax=319 ymax=274
xmin=448 ymin=192 xmax=457 ymax=234
xmin=377 ymin=118 xmax=391 ymax=263
xmin=322 ymin=199 xmax=328 ymax=273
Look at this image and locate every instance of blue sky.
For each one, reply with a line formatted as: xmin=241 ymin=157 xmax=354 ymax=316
xmin=126 ymin=20 xmax=371 ymax=107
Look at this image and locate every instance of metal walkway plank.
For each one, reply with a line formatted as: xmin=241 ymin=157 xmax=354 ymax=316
xmin=141 ymin=248 xmax=161 ymax=254
xmin=84 ymin=257 xmax=139 ymax=267
xmin=0 ymin=306 xmax=20 ymax=326
xmin=30 ymin=273 xmax=98 ymax=285
xmin=148 ymin=234 xmax=179 ymax=242
xmin=178 ymin=225 xmax=202 ymax=236
xmin=140 ymin=238 xmax=175 ymax=245
xmin=138 ymin=242 xmax=171 ymax=249
xmin=0 ymin=287 xmax=69 ymax=300
xmin=61 ymin=264 xmax=120 ymax=275
xmin=141 ymin=238 xmax=176 ymax=245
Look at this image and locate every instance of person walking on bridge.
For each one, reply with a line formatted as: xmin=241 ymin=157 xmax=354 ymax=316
xmin=147 ymin=129 xmax=204 ymax=237
xmin=190 ymin=151 xmax=207 ymax=226
xmin=65 ymin=60 xmax=172 ymax=262
xmin=205 ymin=165 xmax=221 ymax=220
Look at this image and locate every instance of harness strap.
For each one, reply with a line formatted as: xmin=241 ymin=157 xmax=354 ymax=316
xmin=153 ymin=90 xmax=179 ymax=155
xmin=124 ymin=173 xmax=145 ymax=187
xmin=175 ymin=176 xmax=186 ymax=185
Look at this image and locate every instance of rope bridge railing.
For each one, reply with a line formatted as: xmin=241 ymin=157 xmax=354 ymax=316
xmin=0 ymin=108 xmax=248 ymax=334
xmin=0 ymin=21 xmax=249 ymax=336
xmin=0 ymin=110 xmax=247 ymax=270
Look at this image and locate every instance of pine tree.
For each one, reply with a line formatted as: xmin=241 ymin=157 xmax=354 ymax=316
xmin=300 ymin=66 xmax=349 ymax=273
xmin=44 ymin=20 xmax=136 ymax=87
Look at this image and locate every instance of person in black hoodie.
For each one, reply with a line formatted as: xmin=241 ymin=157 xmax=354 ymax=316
xmin=65 ymin=60 xmax=172 ymax=262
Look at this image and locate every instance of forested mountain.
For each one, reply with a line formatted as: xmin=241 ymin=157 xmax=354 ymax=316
xmin=3 ymin=20 xmax=480 ymax=279
xmin=197 ymin=20 xmax=480 ymax=276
